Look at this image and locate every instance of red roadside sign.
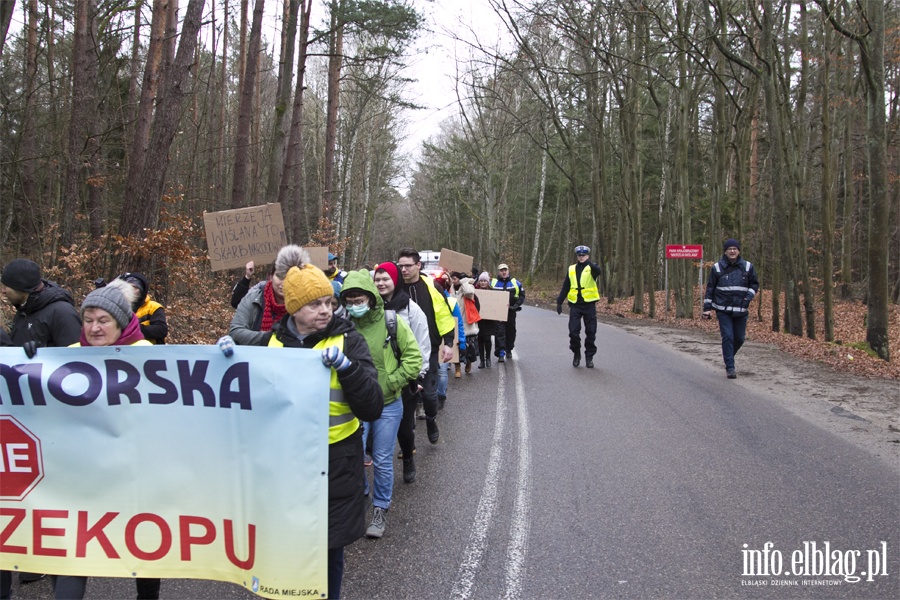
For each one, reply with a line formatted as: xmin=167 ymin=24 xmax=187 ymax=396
xmin=665 ymin=244 xmax=703 ymax=259
xmin=0 ymin=415 xmax=45 ymax=501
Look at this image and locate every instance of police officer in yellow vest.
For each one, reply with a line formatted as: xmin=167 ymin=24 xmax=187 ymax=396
xmin=556 ymin=245 xmax=601 ymax=368
xmin=261 ymin=262 xmax=383 ymax=599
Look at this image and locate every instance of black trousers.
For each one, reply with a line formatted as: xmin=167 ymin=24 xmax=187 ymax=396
xmin=504 ymin=309 xmax=518 ymax=352
xmin=568 ymin=303 xmax=597 ymax=358
xmin=396 ymin=349 xmax=439 ymax=457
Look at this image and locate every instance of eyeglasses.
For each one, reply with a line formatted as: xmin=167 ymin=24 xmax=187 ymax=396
xmin=397 ymin=263 xmax=417 ymax=270
xmin=344 ymin=297 xmax=369 ymax=307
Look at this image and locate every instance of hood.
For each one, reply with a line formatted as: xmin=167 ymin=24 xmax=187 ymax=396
xmin=19 ymin=280 xmax=76 ymax=314
xmin=340 ymin=269 xmax=384 ymax=325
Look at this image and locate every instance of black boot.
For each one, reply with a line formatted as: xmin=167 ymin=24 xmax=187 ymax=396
xmin=485 ymin=355 xmax=492 ymax=368
xmin=426 ymin=417 xmax=440 ymax=444
xmin=403 ymin=457 xmax=416 ymax=483
xmin=478 ymin=344 xmax=486 ymax=368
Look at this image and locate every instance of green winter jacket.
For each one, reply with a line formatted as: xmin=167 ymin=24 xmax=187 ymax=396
xmin=341 ymin=269 xmax=422 ymax=404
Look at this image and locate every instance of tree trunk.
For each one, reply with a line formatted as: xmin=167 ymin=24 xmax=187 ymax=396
xmin=858 ymin=3 xmax=890 ymax=360
xmin=265 ymin=0 xmax=299 ymax=204
xmin=124 ymin=0 xmax=166 ymax=209
xmin=60 ymin=0 xmax=99 ymax=248
xmin=117 ymin=0 xmax=206 ymax=253
xmin=230 ymin=0 xmax=265 ymax=208
xmin=279 ymin=0 xmax=313 ymax=242
xmin=0 ymin=0 xmax=15 ymax=57
xmin=323 ymin=1 xmax=345 ymax=224
xmin=821 ymin=23 xmax=835 ymax=342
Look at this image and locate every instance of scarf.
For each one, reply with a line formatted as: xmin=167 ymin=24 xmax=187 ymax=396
xmin=464 ymin=296 xmax=481 ymax=324
xmin=260 ymin=280 xmax=287 ymax=332
xmin=79 ymin=314 xmax=145 ymax=346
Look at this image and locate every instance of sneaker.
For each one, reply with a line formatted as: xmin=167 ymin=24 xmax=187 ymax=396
xmin=403 ymin=457 xmax=416 ymax=483
xmin=416 ymin=405 xmax=426 ymax=420
xmin=727 ymin=369 xmax=737 ymax=379
xmin=364 ymin=454 xmax=373 ymax=467
xmin=498 ymin=351 xmax=506 ymax=364
xmin=585 ymin=358 xmax=594 ymax=369
xmin=426 ymin=417 xmax=440 ymax=444
xmin=366 ymin=507 xmax=386 ymax=538
xmin=507 ymin=349 xmax=513 ymax=359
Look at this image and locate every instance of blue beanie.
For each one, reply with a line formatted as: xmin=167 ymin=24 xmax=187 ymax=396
xmin=723 ymin=238 xmax=740 ymax=251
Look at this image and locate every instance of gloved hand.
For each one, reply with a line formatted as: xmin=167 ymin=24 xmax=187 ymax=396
xmin=23 ymin=341 xmax=39 ymax=359
xmin=322 ymin=346 xmax=352 ymax=372
xmin=514 ymin=305 xmax=522 ymax=312
xmin=217 ymin=335 xmax=235 ymax=357
xmin=556 ymin=304 xmax=562 ymax=315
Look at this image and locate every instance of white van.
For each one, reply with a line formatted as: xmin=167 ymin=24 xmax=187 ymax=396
xmin=419 ymin=250 xmax=442 ymax=277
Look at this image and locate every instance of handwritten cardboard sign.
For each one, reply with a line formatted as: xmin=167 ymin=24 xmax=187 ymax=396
xmin=474 ymin=289 xmax=509 ymax=321
xmin=305 ymin=247 xmax=329 ymax=271
xmin=203 ymin=204 xmax=287 ymax=271
xmin=439 ymin=248 xmax=474 ymax=275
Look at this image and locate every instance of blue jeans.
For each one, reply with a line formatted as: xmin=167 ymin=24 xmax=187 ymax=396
xmin=716 ymin=312 xmax=748 ymax=371
xmin=437 ymin=361 xmax=448 ymax=398
xmin=362 ymin=398 xmax=403 ymax=510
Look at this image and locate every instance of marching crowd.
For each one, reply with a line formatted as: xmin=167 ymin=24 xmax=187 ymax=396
xmin=0 ymin=247 xmax=527 ymax=600
xmin=0 ymin=238 xmax=754 ymax=599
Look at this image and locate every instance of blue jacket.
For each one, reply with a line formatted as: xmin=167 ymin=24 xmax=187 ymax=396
xmin=704 ymin=256 xmax=759 ymax=314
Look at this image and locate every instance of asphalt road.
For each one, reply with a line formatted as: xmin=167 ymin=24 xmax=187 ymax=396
xmin=8 ymin=306 xmax=899 ymax=599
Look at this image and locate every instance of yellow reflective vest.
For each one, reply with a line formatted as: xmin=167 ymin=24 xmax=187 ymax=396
xmin=421 ymin=275 xmax=456 ymax=337
xmin=268 ymin=333 xmax=359 ymax=444
xmin=567 ymin=265 xmax=600 ymax=303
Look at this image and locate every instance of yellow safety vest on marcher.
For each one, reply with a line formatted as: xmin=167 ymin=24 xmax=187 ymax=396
xmin=567 ymin=265 xmax=600 ymax=303
xmin=268 ymin=333 xmax=359 ymax=444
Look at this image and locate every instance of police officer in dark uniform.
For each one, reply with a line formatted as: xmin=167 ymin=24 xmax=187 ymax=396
xmin=556 ymin=245 xmax=601 ymax=368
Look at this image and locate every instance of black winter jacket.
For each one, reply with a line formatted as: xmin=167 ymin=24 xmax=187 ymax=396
xmin=8 ymin=281 xmax=82 ymax=347
xmin=267 ymin=313 xmax=383 ymax=549
xmin=704 ymin=256 xmax=759 ymax=315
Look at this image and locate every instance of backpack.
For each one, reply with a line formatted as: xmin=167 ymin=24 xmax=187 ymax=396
xmin=384 ymin=309 xmax=402 ymax=361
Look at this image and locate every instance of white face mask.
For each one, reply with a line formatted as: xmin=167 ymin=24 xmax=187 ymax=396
xmin=347 ymin=304 xmax=370 ymax=318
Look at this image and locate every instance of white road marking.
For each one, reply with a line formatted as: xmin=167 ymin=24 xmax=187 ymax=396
xmin=450 ymin=367 xmax=507 ymax=600
xmin=503 ymin=362 xmax=531 ymax=599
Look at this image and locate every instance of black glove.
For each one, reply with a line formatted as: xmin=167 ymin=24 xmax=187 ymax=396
xmin=23 ymin=341 xmax=39 ymax=359
xmin=556 ymin=304 xmax=562 ymax=315
xmin=514 ymin=305 xmax=522 ymax=312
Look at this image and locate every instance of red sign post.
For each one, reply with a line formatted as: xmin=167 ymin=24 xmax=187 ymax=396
xmin=0 ymin=415 xmax=45 ymax=501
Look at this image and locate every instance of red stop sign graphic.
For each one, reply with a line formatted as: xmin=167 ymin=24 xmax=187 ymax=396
xmin=0 ymin=416 xmax=45 ymax=501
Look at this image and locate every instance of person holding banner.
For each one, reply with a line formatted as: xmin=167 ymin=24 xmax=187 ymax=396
xmin=703 ymin=238 xmax=759 ymax=379
xmin=475 ymin=272 xmax=504 ymax=368
xmin=51 ymin=279 xmax=158 ymax=599
xmin=264 ymin=264 xmax=383 ymax=599
xmin=556 ymin=245 xmax=601 ymax=368
xmin=340 ymin=269 xmax=421 ymax=537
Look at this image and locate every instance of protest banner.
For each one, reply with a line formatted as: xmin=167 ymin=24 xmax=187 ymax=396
xmin=203 ymin=204 xmax=287 ymax=271
xmin=439 ymin=249 xmax=473 ymax=275
xmin=0 ymin=346 xmax=330 ymax=599
xmin=473 ymin=289 xmax=509 ymax=321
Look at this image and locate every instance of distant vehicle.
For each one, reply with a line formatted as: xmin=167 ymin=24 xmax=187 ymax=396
xmin=419 ymin=250 xmax=444 ymax=279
